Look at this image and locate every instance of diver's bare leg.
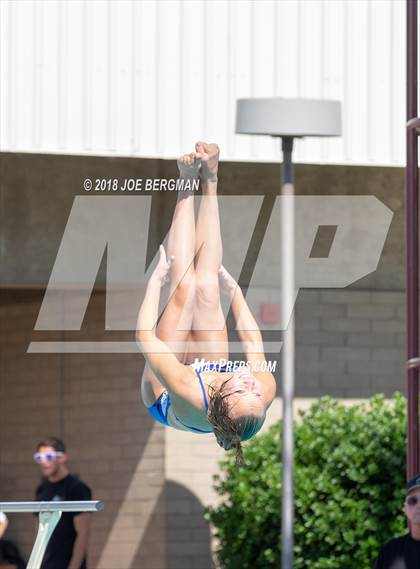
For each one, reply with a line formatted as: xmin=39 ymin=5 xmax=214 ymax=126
xmin=141 ymin=153 xmax=199 ymax=405
xmin=192 ymin=142 xmax=228 ymax=362
xmin=155 ymin=152 xmax=200 ymax=359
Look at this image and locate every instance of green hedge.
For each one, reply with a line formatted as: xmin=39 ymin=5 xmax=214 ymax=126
xmin=205 ymin=394 xmax=407 ymax=569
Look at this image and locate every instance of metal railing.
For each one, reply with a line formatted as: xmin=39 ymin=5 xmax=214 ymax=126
xmin=0 ymin=501 xmax=104 ymax=569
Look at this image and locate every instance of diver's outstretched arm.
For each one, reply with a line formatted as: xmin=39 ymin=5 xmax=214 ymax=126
xmin=219 ymin=265 xmax=264 ymax=356
xmin=220 ymin=266 xmax=276 ymax=403
xmin=136 ymin=245 xmax=173 ymax=336
xmin=136 ymin=245 xmax=191 ymax=395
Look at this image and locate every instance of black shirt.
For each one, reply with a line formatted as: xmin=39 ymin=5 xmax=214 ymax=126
xmin=374 ymin=534 xmax=420 ymax=569
xmin=35 ymin=474 xmax=92 ymax=569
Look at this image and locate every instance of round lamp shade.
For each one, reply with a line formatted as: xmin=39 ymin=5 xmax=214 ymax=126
xmin=235 ymin=97 xmax=342 ymax=138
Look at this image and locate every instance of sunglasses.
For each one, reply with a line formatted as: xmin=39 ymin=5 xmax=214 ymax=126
xmin=33 ymin=451 xmax=64 ymax=464
xmin=406 ymin=495 xmax=420 ymax=507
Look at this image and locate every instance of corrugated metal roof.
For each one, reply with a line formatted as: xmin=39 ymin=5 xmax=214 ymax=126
xmin=0 ymin=0 xmax=407 ymax=165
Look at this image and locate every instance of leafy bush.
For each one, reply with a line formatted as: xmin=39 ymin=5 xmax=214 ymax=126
xmin=205 ymin=394 xmax=407 ymax=569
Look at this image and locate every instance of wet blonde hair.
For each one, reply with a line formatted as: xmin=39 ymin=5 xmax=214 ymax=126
xmin=207 ymin=377 xmax=266 ymax=464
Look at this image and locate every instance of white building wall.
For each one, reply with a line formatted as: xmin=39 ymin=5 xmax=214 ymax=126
xmin=0 ymin=0 xmax=407 ymax=166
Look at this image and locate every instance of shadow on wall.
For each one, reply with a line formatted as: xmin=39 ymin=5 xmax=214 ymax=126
xmin=134 ymin=480 xmax=214 ymax=569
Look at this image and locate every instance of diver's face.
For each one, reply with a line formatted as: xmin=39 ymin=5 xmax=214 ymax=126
xmin=221 ymin=369 xmax=265 ymax=419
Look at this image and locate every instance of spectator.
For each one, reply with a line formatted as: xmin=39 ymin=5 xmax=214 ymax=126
xmin=34 ymin=437 xmax=92 ymax=569
xmin=374 ymin=474 xmax=420 ymax=568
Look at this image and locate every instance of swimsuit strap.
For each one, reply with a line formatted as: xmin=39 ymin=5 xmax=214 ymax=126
xmin=170 ymin=362 xmax=232 ymax=434
xmin=194 ymin=361 xmax=230 ymax=411
xmin=195 ymin=368 xmax=209 ymax=410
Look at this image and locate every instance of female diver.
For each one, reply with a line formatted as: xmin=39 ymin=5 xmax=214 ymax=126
xmin=136 ymin=142 xmax=276 ymax=461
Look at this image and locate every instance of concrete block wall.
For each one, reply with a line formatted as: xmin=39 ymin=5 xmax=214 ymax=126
xmin=165 ymin=398 xmax=282 ymax=569
xmin=0 ymin=286 xmax=407 ymax=569
xmin=0 ymin=153 xmax=408 ymax=568
xmin=243 ymin=288 xmax=406 ymax=399
xmin=295 ymin=289 xmax=406 ymax=398
xmin=0 ymin=290 xmax=166 ymax=569
xmin=163 ymin=289 xmax=407 ymax=569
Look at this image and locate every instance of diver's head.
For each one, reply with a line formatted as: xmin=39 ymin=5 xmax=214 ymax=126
xmin=207 ymin=369 xmax=266 ymax=463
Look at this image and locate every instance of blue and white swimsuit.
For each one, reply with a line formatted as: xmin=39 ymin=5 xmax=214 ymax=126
xmin=146 ymin=361 xmax=230 ymax=433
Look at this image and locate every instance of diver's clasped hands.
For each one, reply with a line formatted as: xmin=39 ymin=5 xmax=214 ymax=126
xmin=177 ymin=141 xmax=219 ymax=182
xmin=218 ymin=265 xmax=239 ymax=297
xmin=150 ymin=244 xmax=175 ymax=287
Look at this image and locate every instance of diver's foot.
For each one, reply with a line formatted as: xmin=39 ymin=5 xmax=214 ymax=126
xmin=195 ymin=142 xmax=219 ymax=183
xmin=177 ymin=152 xmax=202 ymax=179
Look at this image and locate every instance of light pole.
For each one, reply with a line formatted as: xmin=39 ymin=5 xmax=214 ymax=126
xmin=405 ymin=0 xmax=420 ymax=482
xmin=236 ymin=97 xmax=341 ymax=569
